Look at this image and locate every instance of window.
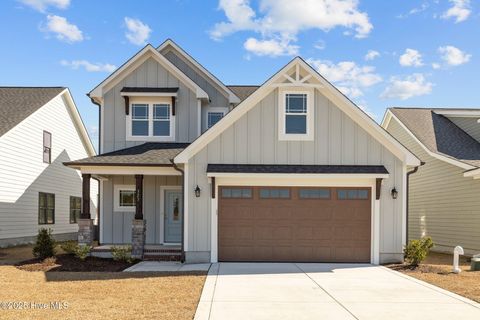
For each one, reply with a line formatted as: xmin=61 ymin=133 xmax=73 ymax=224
xmin=299 ymin=188 xmax=330 ymax=199
xmin=38 ymin=192 xmax=55 ymax=224
xmin=128 ymin=101 xmax=174 ymax=140
xmin=279 ymin=90 xmax=314 ymax=141
xmin=70 ymin=196 xmax=81 ymax=224
xmin=259 ymin=188 xmax=290 ymax=199
xmin=114 ymin=185 xmax=136 ymax=211
xmin=43 ymin=131 xmax=51 ymax=163
xmin=337 ymin=189 xmax=369 ymax=200
xmin=207 ymin=112 xmax=224 ymax=128
xmin=221 ymin=188 xmax=252 ymax=199
xmin=131 ymin=104 xmax=149 ymax=136
xmin=153 ymin=104 xmax=170 ymax=136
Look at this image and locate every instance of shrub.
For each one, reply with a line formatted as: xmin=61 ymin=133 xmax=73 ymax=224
xmin=60 ymin=241 xmax=78 ymax=255
xmin=43 ymin=256 xmax=57 ymax=266
xmin=111 ymin=245 xmax=133 ymax=263
xmin=404 ymin=237 xmax=434 ymax=267
xmin=33 ymin=228 xmax=56 ymax=260
xmin=75 ymin=245 xmax=91 ymax=261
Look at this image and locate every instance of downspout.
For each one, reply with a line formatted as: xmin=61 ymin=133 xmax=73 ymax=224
xmin=88 ymin=95 xmax=102 ymax=153
xmin=170 ymin=159 xmax=185 ymax=263
xmin=406 ymin=161 xmax=425 ymax=243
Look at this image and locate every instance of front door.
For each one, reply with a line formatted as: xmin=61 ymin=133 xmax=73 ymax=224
xmin=164 ymin=190 xmax=182 ymax=243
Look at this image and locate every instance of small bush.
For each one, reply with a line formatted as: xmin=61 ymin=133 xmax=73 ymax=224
xmin=43 ymin=257 xmax=57 ymax=266
xmin=60 ymin=241 xmax=78 ymax=255
xmin=75 ymin=245 xmax=91 ymax=261
xmin=404 ymin=237 xmax=434 ymax=267
xmin=111 ymin=245 xmax=133 ymax=263
xmin=33 ymin=228 xmax=56 ymax=260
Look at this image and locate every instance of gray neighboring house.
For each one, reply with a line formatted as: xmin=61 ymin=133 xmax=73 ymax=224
xmin=0 ymin=87 xmax=97 ymax=247
xmin=65 ymin=39 xmax=420 ymax=264
xmin=383 ymin=108 xmax=480 ymax=255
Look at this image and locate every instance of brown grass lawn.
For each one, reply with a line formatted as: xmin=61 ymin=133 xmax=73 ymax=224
xmin=0 ymin=246 xmax=207 ymax=320
xmin=388 ymin=252 xmax=480 ymax=303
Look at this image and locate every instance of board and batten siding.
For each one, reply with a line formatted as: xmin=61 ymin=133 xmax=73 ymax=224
xmin=102 ymin=57 xmax=199 ymax=153
xmin=386 ymin=117 xmax=480 ymax=254
xmin=0 ymin=94 xmax=98 ymax=245
xmin=186 ymin=89 xmax=405 ymax=263
xmin=447 ymin=116 xmax=480 ymax=143
xmin=102 ymin=175 xmax=181 ymax=244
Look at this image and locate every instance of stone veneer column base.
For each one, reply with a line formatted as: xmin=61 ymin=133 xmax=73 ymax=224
xmin=131 ymin=219 xmax=146 ymax=259
xmin=78 ymin=219 xmax=94 ymax=246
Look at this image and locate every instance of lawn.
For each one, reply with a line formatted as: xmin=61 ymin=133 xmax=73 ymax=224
xmin=388 ymin=252 xmax=480 ymax=303
xmin=0 ymin=245 xmax=207 ymax=320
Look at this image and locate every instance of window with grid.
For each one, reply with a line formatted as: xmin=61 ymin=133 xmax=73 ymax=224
xmin=285 ymin=94 xmax=307 ymax=134
xmin=38 ymin=192 xmax=55 ymax=224
xmin=207 ymin=112 xmax=224 ymax=128
xmin=131 ymin=104 xmax=149 ymax=136
xmin=43 ymin=131 xmax=51 ymax=163
xmin=70 ymin=196 xmax=81 ymax=224
xmin=153 ymin=104 xmax=170 ymax=136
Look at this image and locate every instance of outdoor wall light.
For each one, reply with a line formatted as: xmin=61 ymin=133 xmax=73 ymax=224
xmin=194 ymin=185 xmax=201 ymax=198
xmin=391 ymin=187 xmax=398 ymax=199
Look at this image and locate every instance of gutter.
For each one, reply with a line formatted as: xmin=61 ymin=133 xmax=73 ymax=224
xmin=170 ymin=159 xmax=186 ymax=263
xmin=406 ymin=161 xmax=425 ymax=243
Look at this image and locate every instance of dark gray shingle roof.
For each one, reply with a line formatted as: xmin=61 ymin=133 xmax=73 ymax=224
xmin=65 ymin=143 xmax=189 ymax=166
xmin=390 ymin=108 xmax=480 ymax=167
xmin=227 ymin=85 xmax=259 ymax=102
xmin=207 ymin=164 xmax=388 ymax=174
xmin=0 ymin=87 xmax=65 ymax=136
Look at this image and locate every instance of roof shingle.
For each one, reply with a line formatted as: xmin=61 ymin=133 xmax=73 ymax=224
xmin=227 ymin=85 xmax=259 ymax=102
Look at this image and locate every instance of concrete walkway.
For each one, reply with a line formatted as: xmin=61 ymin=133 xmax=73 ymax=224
xmin=195 ymin=263 xmax=480 ymax=320
xmin=123 ymin=261 xmax=210 ymax=272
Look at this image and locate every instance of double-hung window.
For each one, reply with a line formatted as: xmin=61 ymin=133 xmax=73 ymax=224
xmin=43 ymin=131 xmax=52 ymax=163
xmin=39 ymin=192 xmax=55 ymax=224
xmin=131 ymin=104 xmax=149 ymax=136
xmin=70 ymin=196 xmax=81 ymax=224
xmin=279 ymin=90 xmax=313 ymax=140
xmin=153 ymin=104 xmax=170 ymax=136
xmin=207 ymin=111 xmax=224 ymax=129
xmin=129 ymin=100 xmax=174 ymax=141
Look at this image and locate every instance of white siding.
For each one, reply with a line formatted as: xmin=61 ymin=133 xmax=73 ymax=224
xmin=386 ymin=117 xmax=480 ymax=254
xmin=0 ymin=94 xmax=98 ymax=244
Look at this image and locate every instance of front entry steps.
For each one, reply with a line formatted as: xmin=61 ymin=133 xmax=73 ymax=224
xmin=143 ymin=245 xmax=182 ymax=261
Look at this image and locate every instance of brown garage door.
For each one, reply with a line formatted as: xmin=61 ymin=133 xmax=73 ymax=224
xmin=218 ymin=186 xmax=371 ymax=263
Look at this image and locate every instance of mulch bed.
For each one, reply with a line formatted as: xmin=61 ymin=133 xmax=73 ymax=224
xmin=387 ymin=263 xmax=452 ymax=275
xmin=16 ymin=254 xmax=138 ymax=272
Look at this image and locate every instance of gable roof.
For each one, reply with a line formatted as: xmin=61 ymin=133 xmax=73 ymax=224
xmin=227 ymin=85 xmax=259 ymax=102
xmin=384 ymin=108 xmax=480 ymax=168
xmin=157 ymin=39 xmax=240 ymax=104
xmin=88 ymin=44 xmax=208 ymax=103
xmin=174 ymin=57 xmax=420 ymax=166
xmin=0 ymin=87 xmax=65 ymax=136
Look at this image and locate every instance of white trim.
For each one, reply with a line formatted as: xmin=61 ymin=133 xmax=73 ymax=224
xmin=174 ymin=58 xmax=420 ymax=166
xmin=157 ymin=39 xmax=240 ymax=104
xmin=463 ymin=167 xmax=480 ymax=178
xmin=434 ymin=110 xmax=480 ymax=117
xmin=120 ymin=92 xmax=177 ymax=97
xmin=205 ymin=107 xmax=227 ymax=129
xmin=197 ymin=100 xmax=202 ymax=137
xmin=78 ymin=166 xmax=180 ymax=176
xmin=382 ymin=110 xmax=476 ymax=170
xmin=401 ymin=164 xmax=407 ymax=248
xmin=100 ymin=99 xmax=104 ymax=154
xmin=113 ymin=185 xmax=136 ymax=212
xmin=99 ymin=179 xmax=104 ymax=243
xmin=278 ymin=88 xmax=314 ymax=141
xmin=183 ymin=163 xmax=189 ymax=251
xmin=159 ymin=186 xmax=182 ymax=244
xmin=210 ymin=177 xmax=380 ymax=264
xmin=89 ymin=45 xmax=208 ymax=100
xmin=207 ymin=172 xmax=389 ymax=179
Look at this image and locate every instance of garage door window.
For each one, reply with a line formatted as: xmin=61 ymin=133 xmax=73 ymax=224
xmin=221 ymin=188 xmax=252 ymax=199
xmin=299 ymin=188 xmax=330 ymax=199
xmin=337 ymin=189 xmax=369 ymax=200
xmin=259 ymin=188 xmax=290 ymax=199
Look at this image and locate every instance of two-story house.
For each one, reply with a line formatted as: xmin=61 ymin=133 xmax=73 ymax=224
xmin=0 ymin=87 xmax=98 ymax=247
xmin=65 ymin=39 xmax=420 ymax=264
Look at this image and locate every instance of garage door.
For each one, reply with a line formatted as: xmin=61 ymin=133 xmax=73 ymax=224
xmin=218 ymin=186 xmax=371 ymax=263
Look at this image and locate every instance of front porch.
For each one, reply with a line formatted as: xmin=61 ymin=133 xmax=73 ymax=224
xmin=92 ymin=244 xmax=182 ymax=261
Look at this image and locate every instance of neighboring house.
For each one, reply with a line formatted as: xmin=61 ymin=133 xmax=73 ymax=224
xmin=0 ymin=87 xmax=98 ymax=247
xmin=383 ymin=108 xmax=480 ymax=255
xmin=65 ymin=39 xmax=420 ymax=264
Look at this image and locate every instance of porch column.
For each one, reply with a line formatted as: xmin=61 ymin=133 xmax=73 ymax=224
xmin=132 ymin=174 xmax=146 ymax=259
xmin=78 ymin=173 xmax=93 ymax=246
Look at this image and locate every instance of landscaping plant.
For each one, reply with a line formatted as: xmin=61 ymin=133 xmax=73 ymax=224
xmin=111 ymin=245 xmax=133 ymax=263
xmin=32 ymin=228 xmax=56 ymax=260
xmin=404 ymin=236 xmax=434 ymax=267
xmin=75 ymin=245 xmax=91 ymax=260
xmin=60 ymin=240 xmax=78 ymax=255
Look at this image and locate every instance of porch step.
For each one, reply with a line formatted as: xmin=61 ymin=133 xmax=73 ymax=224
xmin=143 ymin=253 xmax=182 ymax=261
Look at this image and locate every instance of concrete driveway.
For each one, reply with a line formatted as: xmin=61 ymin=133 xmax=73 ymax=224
xmin=195 ymin=263 xmax=480 ymax=320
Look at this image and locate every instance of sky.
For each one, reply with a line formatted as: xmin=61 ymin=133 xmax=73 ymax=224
xmin=0 ymin=0 xmax=478 ymax=151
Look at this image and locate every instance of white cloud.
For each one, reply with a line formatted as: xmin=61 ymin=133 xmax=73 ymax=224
xmin=60 ymin=60 xmax=117 ymax=72
xmin=19 ymin=0 xmax=69 ymax=12
xmin=243 ymin=37 xmax=299 ymax=57
xmin=364 ymin=50 xmax=380 ymax=61
xmin=438 ymin=45 xmax=471 ymax=66
xmin=399 ymin=48 xmax=423 ymax=67
xmin=307 ymin=58 xmax=382 ymax=98
xmin=314 ymin=40 xmax=326 ymax=50
xmin=432 ymin=62 xmax=441 ymax=69
xmin=381 ymin=73 xmax=433 ymax=100
xmin=441 ymin=0 xmax=471 ymax=23
xmin=211 ymin=0 xmax=373 ymax=56
xmin=124 ymin=17 xmax=151 ymax=46
xmin=44 ymin=15 xmax=83 ymax=43
xmin=397 ymin=2 xmax=429 ymax=19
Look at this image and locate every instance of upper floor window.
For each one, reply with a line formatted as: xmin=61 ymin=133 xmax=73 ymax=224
xmin=278 ymin=89 xmax=314 ymax=141
xmin=128 ymin=100 xmax=175 ymax=141
xmin=207 ymin=111 xmax=224 ymax=129
xmin=43 ymin=131 xmax=51 ymax=163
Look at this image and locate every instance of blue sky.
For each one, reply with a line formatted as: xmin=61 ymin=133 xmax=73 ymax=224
xmin=1 ymin=0 xmax=478 ymax=150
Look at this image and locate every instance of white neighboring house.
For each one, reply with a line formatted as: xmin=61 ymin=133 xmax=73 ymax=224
xmin=0 ymin=87 xmax=98 ymax=247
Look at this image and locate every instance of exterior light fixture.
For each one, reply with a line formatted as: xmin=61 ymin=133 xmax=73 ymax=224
xmin=391 ymin=187 xmax=398 ymax=199
xmin=194 ymin=185 xmax=201 ymax=198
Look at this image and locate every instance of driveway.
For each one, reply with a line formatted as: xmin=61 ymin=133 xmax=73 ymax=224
xmin=195 ymin=263 xmax=480 ymax=320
